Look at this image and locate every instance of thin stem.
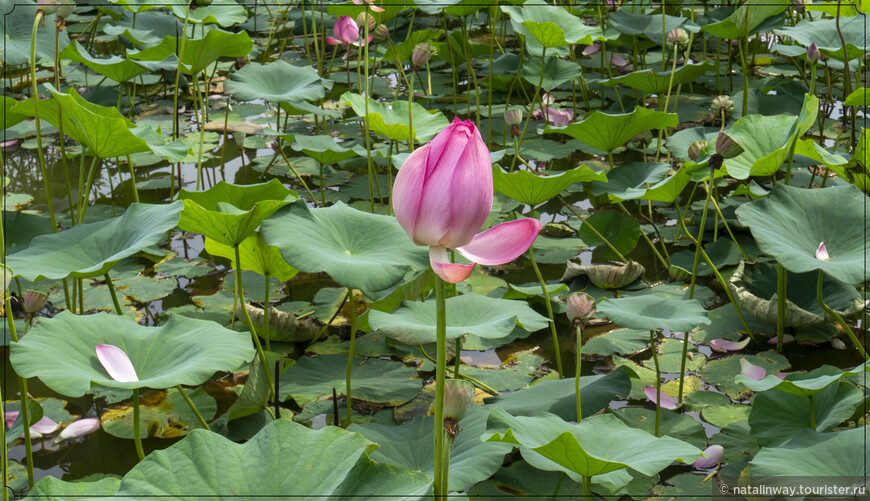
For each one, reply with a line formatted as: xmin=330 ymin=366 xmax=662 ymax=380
xmin=575 ymin=324 xmax=582 ymax=422
xmin=105 ymin=273 xmax=123 ymax=316
xmin=616 ymin=202 xmax=668 ymax=269
xmin=776 ymin=264 xmax=787 ymax=352
xmin=344 ymin=288 xmax=358 ymax=427
xmin=408 ymin=70 xmax=415 ymax=153
xmin=433 ymin=275 xmax=447 ymax=499
xmin=362 ymin=18 xmax=374 ymax=213
xmin=453 ymin=338 xmax=461 ymax=378
xmin=650 ymin=329 xmax=661 ymax=437
xmin=418 ymin=345 xmax=499 ymax=395
xmin=817 ymin=270 xmax=868 ymax=359
xmin=194 ymin=72 xmax=207 ymax=190
xmin=738 ymin=38 xmax=750 ymax=114
xmin=551 ymin=472 xmax=565 ymax=501
xmin=529 ymin=247 xmax=562 ymax=378
xmin=558 ymin=196 xmax=628 ymax=262
xmin=235 ymin=246 xmax=275 ymax=399
xmin=655 ymin=42 xmax=680 ymax=162
xmin=516 ymin=46 xmax=547 ymax=152
xmin=176 ymin=385 xmax=210 ymax=430
xmin=30 ymin=11 xmax=58 ymax=232
xmin=277 ymin=148 xmax=317 ymax=202
xmin=263 ymin=273 xmax=271 ymax=352
xmin=583 ymin=475 xmax=592 ymax=501
xmin=172 ymin=3 xmax=192 ymax=144
xmin=78 ymin=156 xmax=101 ymax=224
xmin=133 ymin=388 xmax=145 ymax=460
xmin=6 ymin=301 xmax=34 ymax=487
xmin=0 ymin=382 xmax=7 ymax=501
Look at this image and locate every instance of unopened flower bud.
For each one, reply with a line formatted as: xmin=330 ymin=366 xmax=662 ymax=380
xmin=688 ymin=140 xmax=708 ymax=162
xmin=541 ymin=92 xmax=554 ymax=106
xmin=411 ymin=43 xmax=435 ymax=68
xmin=566 ymin=292 xmax=596 ymax=325
xmin=56 ymin=0 xmax=74 ymax=18
xmin=710 ymin=95 xmax=734 ymax=115
xmin=23 ymin=290 xmax=48 ymax=314
xmin=372 ymin=24 xmax=389 ymax=44
xmin=442 ymin=379 xmax=474 ymax=421
xmin=715 ymin=131 xmax=744 ymax=159
xmin=807 ymin=42 xmax=820 ymax=63
xmin=356 ymin=12 xmax=377 ymax=32
xmin=504 ymin=108 xmax=522 ymax=126
xmin=667 ymin=28 xmax=689 ymax=49
xmin=37 ymin=0 xmax=59 ymax=15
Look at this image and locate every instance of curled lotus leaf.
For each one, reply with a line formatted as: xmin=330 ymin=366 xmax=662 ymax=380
xmin=238 ymin=303 xmax=320 ymax=343
xmin=728 ymin=261 xmax=865 ymax=327
xmin=561 ymin=260 xmax=646 ymax=289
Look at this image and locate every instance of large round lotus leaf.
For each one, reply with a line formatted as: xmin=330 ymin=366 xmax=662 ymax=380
xmin=545 ymin=106 xmax=678 ymax=153
xmin=493 ymin=165 xmax=606 ymax=207
xmin=612 ymin=407 xmax=707 ymax=449
xmin=606 ymin=63 xmax=715 ymax=95
xmin=591 ymin=162 xmax=671 ymax=201
xmin=226 ymin=60 xmax=328 ymax=104
xmin=6 ymin=201 xmax=183 ymax=281
xmin=341 ymin=92 xmax=450 ymax=143
xmin=89 ymin=420 xmax=432 ymax=500
xmin=484 ymin=409 xmax=701 ymax=478
xmin=179 ymin=29 xmax=252 ymax=75
xmin=60 ymin=41 xmax=149 ymax=83
xmin=502 ymin=0 xmax=605 ymax=52
xmin=749 ymin=426 xmax=870 ymax=489
xmin=735 ymin=183 xmax=870 ymax=284
xmin=597 ymin=295 xmax=711 ymax=332
xmin=261 ymin=201 xmax=428 ymax=293
xmin=0 ymin=1 xmax=70 ymax=67
xmin=179 ymin=180 xmax=297 ymax=248
xmin=291 ymin=135 xmax=358 ymax=164
xmin=349 ymin=405 xmax=511 ymax=492
xmin=3 ymin=211 xmax=53 ymax=255
xmin=775 ymin=16 xmax=868 ymax=59
xmin=699 ymin=0 xmax=786 ymax=39
xmin=27 ymin=476 xmax=122 ymax=499
xmin=482 ymin=368 xmax=633 ymax=422
xmin=608 ymin=10 xmax=697 ymax=42
xmin=728 ymin=261 xmax=865 ymax=327
xmin=278 ymin=354 xmax=420 ymax=406
xmin=561 ymin=260 xmax=646 ymax=289
xmin=204 ymin=233 xmax=297 ymax=282
xmin=520 ymin=55 xmax=582 ymax=92
xmin=737 ymin=364 xmax=851 ymax=397
xmin=10 ymin=311 xmax=255 ymax=395
xmin=578 ymin=212 xmax=641 ymax=261
xmin=369 ymin=293 xmax=549 ymax=344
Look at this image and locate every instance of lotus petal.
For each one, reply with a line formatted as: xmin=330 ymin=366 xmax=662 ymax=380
xmin=766 ymin=334 xmax=794 ymax=345
xmin=739 ymin=359 xmax=767 ymax=380
xmin=643 ymin=385 xmax=677 ymax=410
xmin=693 ymin=445 xmax=724 ymax=468
xmin=29 ymin=416 xmax=59 ymax=435
xmin=454 ymin=219 xmax=541 ymax=266
xmin=96 ymin=344 xmax=139 ymax=383
xmin=710 ymin=338 xmax=750 ymax=352
xmin=55 ymin=418 xmax=101 ymax=443
xmin=429 ymin=246 xmax=475 ymax=284
xmin=4 ymin=411 xmax=18 ymax=429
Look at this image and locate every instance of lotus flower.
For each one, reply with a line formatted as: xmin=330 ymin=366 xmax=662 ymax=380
xmin=693 ymin=445 xmax=724 ymax=468
xmin=504 ymin=108 xmax=523 ymax=127
xmin=23 ymin=289 xmax=48 ymax=314
xmin=739 ymin=359 xmax=766 ymax=380
xmin=4 ymin=411 xmax=18 ymax=429
xmin=807 ymin=42 xmax=820 ymax=63
xmin=815 ymin=242 xmax=830 ymax=261
xmin=643 ymin=385 xmax=677 ymax=410
xmin=710 ymin=337 xmax=750 ymax=353
xmin=392 ymin=118 xmax=541 ymax=283
xmin=411 ymin=42 xmax=436 ymax=68
xmin=667 ymin=28 xmax=689 ymax=49
xmin=96 ymin=344 xmax=139 ymax=382
xmin=532 ymin=106 xmax=574 ymax=127
xmin=566 ymin=292 xmax=596 ymax=325
xmin=352 ymin=0 xmax=385 ymax=12
xmin=326 ymin=16 xmax=362 ymax=47
xmin=55 ymin=418 xmax=101 ymax=443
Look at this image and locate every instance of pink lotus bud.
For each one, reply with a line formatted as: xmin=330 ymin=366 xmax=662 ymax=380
xmin=667 ymin=28 xmax=689 ymax=49
xmin=23 ymin=289 xmax=48 ymax=313
xmin=411 ymin=43 xmax=436 ymax=68
xmin=807 ymin=42 xmax=820 ymax=63
xmin=688 ymin=140 xmax=708 ymax=162
xmin=582 ymin=43 xmax=600 ymax=56
xmin=566 ymin=293 xmax=596 ymax=324
xmin=815 ymin=242 xmax=830 ymax=261
xmin=372 ymin=24 xmax=390 ymax=44
xmin=356 ymin=12 xmax=376 ymax=32
xmin=643 ymin=386 xmax=677 ymax=410
xmin=541 ymin=93 xmax=554 ymax=105
xmin=739 ymin=359 xmax=766 ymax=380
xmin=4 ymin=411 xmax=18 ymax=429
xmin=710 ymin=337 xmax=750 ymax=352
xmin=30 ymin=416 xmax=59 ymax=435
xmin=715 ymin=131 xmax=744 ymax=159
xmin=96 ymin=344 xmax=139 ymax=383
xmin=504 ymin=108 xmax=523 ymax=126
xmin=693 ymin=445 xmax=724 ymax=468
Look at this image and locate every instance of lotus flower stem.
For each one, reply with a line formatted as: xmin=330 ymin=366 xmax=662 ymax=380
xmin=551 ymin=472 xmax=565 ymax=500
xmin=737 ymin=38 xmax=750 ymax=114
xmin=105 ymin=273 xmax=123 ymax=316
xmin=432 ymin=275 xmax=448 ymax=498
xmin=53 ymin=23 xmax=76 ymax=223
xmin=583 ymin=475 xmax=593 ymax=501
xmin=309 ymin=290 xmax=350 ymax=347
xmin=808 ymin=394 xmax=817 ymax=430
xmin=172 ymin=1 xmax=191 ymax=150
xmin=0 ymin=384 xmax=7 ymax=501
xmin=4 ymin=294 xmax=34 ymax=487
xmin=558 ymin=197 xmax=628 ymax=263
xmin=132 ymin=388 xmax=145 ymax=460
xmin=77 ymin=156 xmax=102 ymax=224
xmin=453 ymin=338 xmax=461 ymax=377
xmin=176 ymin=385 xmax=210 ymax=431
xmin=529 ymin=247 xmax=563 ymax=378
xmin=234 ymin=246 xmax=276 ymax=400
xmin=418 ymin=345 xmax=498 ymax=395
xmin=575 ymin=324 xmax=582 ymax=422
xmin=708 ymin=197 xmax=748 ymax=261
xmin=362 ymin=18 xmax=376 ymax=214
xmin=513 ymin=46 xmax=547 ymax=171
xmin=194 ymin=72 xmax=209 ymax=190
xmin=816 ymin=270 xmax=868 ymax=360
xmin=616 ymin=202 xmax=668 ymax=269
xmin=263 ymin=273 xmax=271 ymax=352
xmin=344 ymin=288 xmax=358 ymax=427
xmin=30 ymin=11 xmax=58 ymax=232
xmin=646 ymin=330 xmax=663 ymax=437
xmin=776 ymin=265 xmax=787 ymax=352
xmin=655 ymin=42 xmax=680 ymax=163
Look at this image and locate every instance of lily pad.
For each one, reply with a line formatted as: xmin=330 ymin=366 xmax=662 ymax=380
xmin=578 ymin=211 xmax=641 ymax=260
xmin=606 ymin=63 xmax=715 ymax=95
xmin=291 ymin=135 xmax=358 ymax=164
xmin=101 ymin=387 xmax=217 ymax=439
xmin=226 ymin=60 xmax=328 ymax=105
xmin=597 ymin=295 xmax=711 ymax=332
xmin=204 ymin=233 xmax=298 ymax=282
xmin=612 ymin=407 xmax=708 ymax=449
xmin=493 ymin=165 xmax=606 ymax=207
xmin=584 ymin=328 xmax=650 ymax=356
xmin=697 ymin=351 xmax=790 ymax=399
xmin=502 ymin=0 xmax=606 ymax=53
xmin=546 ymin=106 xmax=678 ymax=153
xmin=342 ymin=93 xmax=450 ymax=143
xmin=11 ymin=311 xmax=254 ymax=395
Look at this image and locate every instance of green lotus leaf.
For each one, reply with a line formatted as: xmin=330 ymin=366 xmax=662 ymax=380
xmin=369 ymin=293 xmax=550 ymax=344
xmin=83 ymin=420 xmax=432 ymax=499
xmin=482 ymin=368 xmax=633 ymax=422
xmin=562 ymin=260 xmax=645 ymax=289
xmin=226 ymin=60 xmax=328 ymax=105
xmin=612 ymin=407 xmax=707 ymax=449
xmin=591 ymin=162 xmax=671 ymax=201
xmin=27 ymin=475 xmax=122 ymax=499
xmin=261 ymin=201 xmax=428 ymax=293
xmin=502 ymin=0 xmax=606 ymax=51
xmin=609 ymin=10 xmax=699 ymax=42
xmin=584 ymin=328 xmax=650 ymax=356
xmin=700 ymin=403 xmax=750 ymax=428
xmin=748 ymin=426 xmax=870 ymax=499
xmin=734 ymin=183 xmax=870 ymax=284
xmin=177 ymin=29 xmax=252 ymax=75
xmin=350 ymin=405 xmax=511 ymax=491
xmin=204 ymin=233 xmax=297 ymax=282
xmin=748 ymin=381 xmax=864 ymax=446
xmin=291 ymin=135 xmax=358 ymax=164
xmin=278 ymin=354 xmax=420 ymax=406
xmin=493 ymin=165 xmax=606 ymax=207
xmin=170 ymin=1 xmax=247 ymax=26
xmin=804 ymin=128 xmax=870 ymax=192
xmin=341 ymin=92 xmax=450 ymax=143
xmin=737 ymin=364 xmax=854 ymax=397
xmin=379 ymin=29 xmax=442 ymax=63
xmin=6 ymin=201 xmax=182 ymax=281
xmin=578 ymin=212 xmax=641 ymax=260
xmin=179 ymin=180 xmax=297 ymax=248
xmin=484 ymin=409 xmax=701 ymax=478
xmin=0 ymin=0 xmax=70 ymax=66
xmin=728 ymin=261 xmax=865 ymax=327
xmin=521 ymin=55 xmax=582 ymax=92
xmin=546 ymin=106 xmax=678 ymax=153
xmin=597 ymin=295 xmax=711 ymax=332
xmin=774 ymin=16 xmax=868 ymax=59
xmin=2 ymin=96 xmax=29 ymax=129
xmin=101 ymin=387 xmax=217 ymax=439
xmin=60 ymin=41 xmax=149 ymax=83
xmin=700 ymin=0 xmax=787 ymax=39
xmin=10 ymin=311 xmax=255 ymax=395
xmin=3 ymin=211 xmax=53 ymax=255
xmin=844 ymin=87 xmax=870 ymax=106
xmin=606 ymin=63 xmax=715 ymax=95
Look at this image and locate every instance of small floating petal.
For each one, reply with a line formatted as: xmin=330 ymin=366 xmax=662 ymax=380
xmin=96 ymin=344 xmax=139 ymax=383
xmin=55 ymin=418 xmax=101 ymax=443
xmin=693 ymin=445 xmax=724 ymax=468
xmin=710 ymin=338 xmax=750 ymax=352
xmin=739 ymin=359 xmax=766 ymax=380
xmin=643 ymin=386 xmax=677 ymax=410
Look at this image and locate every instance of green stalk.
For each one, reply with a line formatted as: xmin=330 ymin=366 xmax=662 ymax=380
xmin=433 ymin=275 xmax=448 ymax=498
xmin=0 ymin=383 xmax=7 ymax=501
xmin=817 ymin=270 xmax=868 ymax=359
xmin=616 ymin=202 xmax=668 ymax=269
xmin=193 ymin=71 xmax=208 ymax=190
xmin=655 ymin=42 xmax=680 ymax=162
xmin=133 ymin=388 xmax=145 ymax=460
xmin=558 ymin=196 xmax=628 ymax=262
xmin=77 ymin=156 xmax=101 ymax=224
xmin=737 ymin=37 xmax=750 ymax=114
xmin=172 ymin=3 xmax=191 ymax=145
xmin=513 ymin=46 xmax=547 ymax=169
xmin=776 ymin=264 xmax=787 ymax=352
xmin=418 ymin=345 xmax=498 ymax=394
xmin=53 ymin=23 xmax=76 ymax=224
xmin=362 ymin=17 xmax=375 ymax=213
xmin=263 ymin=273 xmax=271 ymax=352
xmin=453 ymin=338 xmax=461 ymax=378
xmin=105 ymin=273 xmax=123 ymax=316
xmin=529 ymin=247 xmax=562 ymax=378
xmin=30 ymin=11 xmax=58 ymax=232
xmin=126 ymin=156 xmax=139 ymax=203
xmin=234 ymin=246 xmax=275 ymax=399
xmin=575 ymin=324 xmax=582 ymax=422
xmin=176 ymin=385 xmax=210 ymax=430
xmin=277 ymin=148 xmax=317 ymax=203
xmin=583 ymin=475 xmax=592 ymax=501
xmin=344 ymin=288 xmax=358 ymax=427
xmin=650 ymin=329 xmax=661 ymax=437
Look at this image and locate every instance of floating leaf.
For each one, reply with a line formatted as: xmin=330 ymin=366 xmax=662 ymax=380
xmin=493 ymin=165 xmax=605 ymax=206
xmin=342 ymin=93 xmax=450 ymax=143
xmin=226 ymin=60 xmax=328 ymax=105
xmin=597 ymin=295 xmax=711 ymax=332
xmin=546 ymin=106 xmax=678 ymax=153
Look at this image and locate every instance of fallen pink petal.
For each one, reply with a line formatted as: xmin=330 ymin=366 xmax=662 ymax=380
xmin=693 ymin=445 xmax=724 ymax=468
xmin=643 ymin=385 xmax=677 ymax=410
xmin=710 ymin=338 xmax=750 ymax=353
xmin=739 ymin=359 xmax=766 ymax=380
xmin=96 ymin=344 xmax=140 ymax=383
xmin=55 ymin=418 xmax=101 ymax=443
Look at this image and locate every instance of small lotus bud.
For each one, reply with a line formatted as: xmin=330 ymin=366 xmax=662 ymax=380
xmin=667 ymin=28 xmax=689 ymax=49
xmin=807 ymin=42 xmax=820 ymax=63
xmin=37 ymin=0 xmax=59 ymax=15
xmin=831 ymin=337 xmax=846 ymax=350
xmin=232 ymin=132 xmax=246 ymax=148
xmin=23 ymin=290 xmax=48 ymax=314
xmin=566 ymin=293 xmax=596 ymax=325
xmin=693 ymin=445 xmax=724 ymax=468
xmin=372 ymin=24 xmax=389 ymax=44
xmin=715 ymin=131 xmax=744 ymax=159
xmin=356 ymin=12 xmax=377 ymax=32
xmin=688 ymin=140 xmax=708 ymax=162
xmin=504 ymin=108 xmax=523 ymax=126
xmin=710 ymin=95 xmax=734 ymax=115
xmin=411 ymin=43 xmax=435 ymax=68
xmin=541 ymin=93 xmax=554 ymax=105
xmin=442 ymin=379 xmax=474 ymax=421
xmin=815 ymin=241 xmax=830 ymax=261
